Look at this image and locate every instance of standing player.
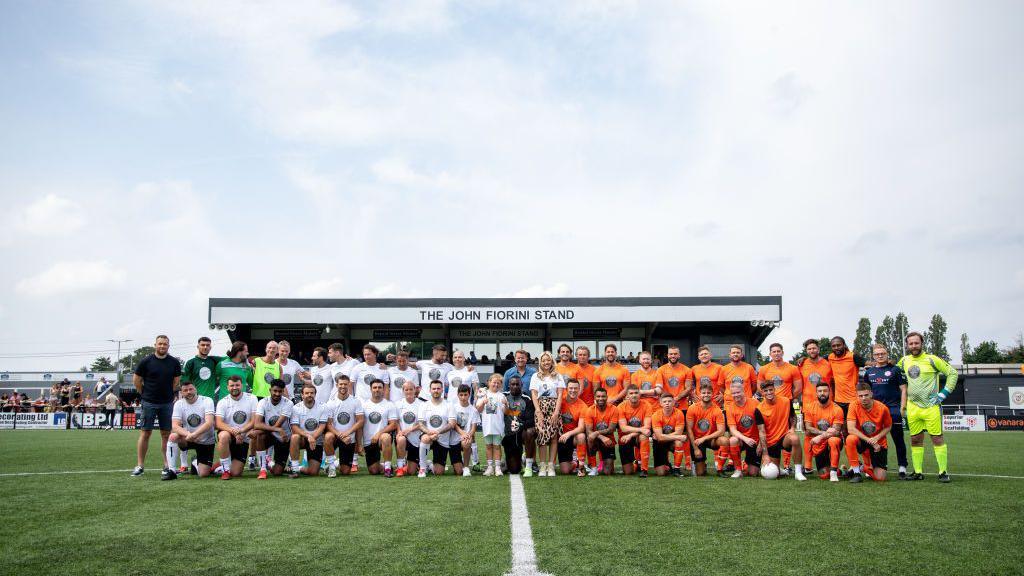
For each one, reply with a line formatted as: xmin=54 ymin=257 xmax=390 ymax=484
xmin=754 ymin=380 xmax=807 ymax=481
xmin=252 ymin=341 xmax=281 ymax=400
xmin=631 ymin=351 xmax=661 ymax=408
xmin=323 ymin=374 xmax=364 ymax=477
xmin=387 ymin=351 xmax=420 ymax=402
xmin=863 ymin=343 xmax=909 ymax=479
xmin=503 ymin=376 xmax=537 ymax=476
xmin=556 ymin=379 xmax=588 ymax=477
xmin=361 ymin=379 xmax=398 ymax=477
xmin=276 ymin=341 xmax=307 ymax=404
xmin=575 ymin=346 xmax=597 ymax=406
xmin=585 ymin=387 xmax=619 ymax=476
xmin=691 ymin=345 xmax=723 ymax=404
xmin=445 ymin=350 xmax=479 ymax=405
xmin=802 ymin=381 xmax=844 ymax=482
xmin=418 ymin=344 xmax=456 ymax=398
xmin=651 ymin=393 xmax=688 ymax=477
xmin=656 ymin=345 xmax=693 ymax=472
xmin=131 ymin=335 xmax=181 ymax=480
xmin=477 ymin=374 xmax=508 ymax=476
xmin=846 ymin=382 xmax=893 ymax=482
xmin=307 ymin=347 xmax=334 ymax=406
xmin=617 ymin=385 xmax=652 ymax=477
xmin=797 ymin=339 xmax=833 ymax=409
xmin=685 ymin=382 xmax=728 ymax=477
xmin=349 ymin=344 xmax=391 ymax=403
xmin=289 ymin=383 xmax=327 ymax=478
xmin=394 ymin=381 xmax=425 ymax=477
xmin=213 ymin=342 xmax=253 ymax=402
xmin=417 ymin=380 xmax=458 ymax=477
xmin=181 ymin=336 xmax=220 ymax=402
xmin=898 ymin=332 xmax=957 ymax=482
xmin=254 ymin=379 xmax=293 ymax=478
xmin=168 ymin=380 xmax=216 ymax=478
xmin=450 ymin=384 xmax=481 ymax=477
xmin=214 ymin=375 xmax=258 ymax=480
xmin=828 ymin=336 xmax=866 ymax=419
xmin=594 ymin=344 xmax=630 ymax=406
xmin=726 ymin=380 xmax=761 ymax=478
xmin=757 ymin=343 xmax=802 ymax=471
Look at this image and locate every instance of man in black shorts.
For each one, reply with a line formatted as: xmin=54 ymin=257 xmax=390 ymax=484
xmin=131 ymin=335 xmax=182 ymax=480
xmin=254 ymin=380 xmax=293 ymax=478
xmin=585 ymin=387 xmax=619 ymax=476
xmin=502 ymin=377 xmax=536 ymax=475
xmin=651 ymin=393 xmax=688 ymax=477
xmin=169 ymin=381 xmax=216 ymax=478
xmin=289 ymin=383 xmax=327 ymax=478
xmin=214 ymin=376 xmax=258 ymax=480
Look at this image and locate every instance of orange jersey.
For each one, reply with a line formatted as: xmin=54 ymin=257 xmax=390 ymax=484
xmin=556 ymin=362 xmax=582 ymax=385
xmin=848 ymin=400 xmax=893 ymax=447
xmin=798 ymin=357 xmax=834 ymax=406
xmin=575 ymin=362 xmax=597 ymax=406
xmin=691 ymin=362 xmax=724 ymax=401
xmin=721 ymin=362 xmax=757 ymax=406
xmin=651 ymin=408 xmax=686 ymax=436
xmin=803 ymin=400 xmax=844 ymax=435
xmin=585 ymin=404 xmax=620 ymax=436
xmin=727 ymin=398 xmax=760 ymax=442
xmin=686 ymin=401 xmax=724 ymax=441
xmin=755 ymin=399 xmax=793 ymax=445
xmin=594 ymin=363 xmax=630 ymax=403
xmin=656 ymin=362 xmax=693 ymax=410
xmin=829 ymin=352 xmax=860 ymax=404
xmin=757 ymin=362 xmax=801 ymax=401
xmin=618 ymin=400 xmax=650 ymax=431
xmin=558 ymin=396 xmax=588 ymax=434
xmin=630 ymin=368 xmax=660 ymax=407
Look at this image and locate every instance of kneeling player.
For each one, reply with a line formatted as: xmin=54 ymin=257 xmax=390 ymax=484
xmin=802 ymin=381 xmax=844 ymax=482
xmin=418 ymin=380 xmax=458 ymax=477
xmin=214 ymin=375 xmax=258 ymax=479
xmin=617 ymin=385 xmax=652 ymax=477
xmin=726 ymin=380 xmax=761 ymax=478
xmin=450 ymin=384 xmax=480 ymax=477
xmin=254 ymin=379 xmax=294 ymax=478
xmin=754 ymin=381 xmax=806 ymax=481
xmin=395 ymin=381 xmax=424 ymax=477
xmin=651 ymin=393 xmax=687 ymax=477
xmin=289 ymin=383 xmax=327 ymax=478
xmin=503 ymin=377 xmax=536 ymax=475
xmin=585 ymin=388 xmax=619 ymax=476
xmin=169 ymin=381 xmax=216 ymax=478
xmin=323 ymin=375 xmax=364 ymax=477
xmin=362 ymin=379 xmax=398 ymax=477
xmin=846 ymin=382 xmax=892 ymax=483
xmin=686 ymin=382 xmax=728 ymax=476
xmin=556 ymin=379 xmax=588 ymax=477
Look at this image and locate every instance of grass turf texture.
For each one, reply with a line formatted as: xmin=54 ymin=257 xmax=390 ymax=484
xmin=1 ymin=431 xmax=1023 ymax=575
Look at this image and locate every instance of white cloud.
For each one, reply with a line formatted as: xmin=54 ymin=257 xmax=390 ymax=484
xmin=17 ymin=194 xmax=86 ymax=236
xmin=15 ymin=260 xmax=126 ymax=297
xmin=295 ymin=277 xmax=346 ymax=298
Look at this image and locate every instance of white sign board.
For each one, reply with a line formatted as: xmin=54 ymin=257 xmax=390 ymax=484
xmin=942 ymin=414 xmax=986 ymax=432
xmin=1008 ymin=387 xmax=1024 ymax=410
xmin=0 ymin=412 xmax=67 ymax=430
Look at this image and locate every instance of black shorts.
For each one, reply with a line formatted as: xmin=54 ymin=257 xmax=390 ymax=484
xmin=365 ymin=443 xmax=382 ymax=466
xmin=186 ymin=442 xmax=214 ymax=467
xmin=229 ymin=439 xmax=250 ymax=462
xmin=766 ymin=440 xmax=784 ymax=460
xmin=430 ymin=441 xmax=462 ymax=466
xmin=739 ymin=444 xmax=760 ymax=467
xmin=618 ymin=440 xmax=640 ymax=465
xmin=502 ymin=432 xmax=524 ymax=455
xmin=652 ymin=440 xmax=674 ymax=468
xmin=556 ymin=439 xmax=576 ymax=464
xmin=836 ymin=402 xmax=850 ymax=420
xmin=814 ymin=451 xmax=832 ymax=471
xmin=335 ymin=441 xmax=356 ymax=466
xmin=592 ymin=438 xmax=616 ymax=461
xmin=296 ymin=437 xmax=324 ymax=463
xmin=271 ymin=437 xmax=290 ymax=466
xmin=140 ymin=401 xmax=173 ymax=431
xmin=691 ymin=443 xmax=707 ymax=462
xmin=855 ymin=440 xmax=888 ymax=469
xmin=404 ymin=440 xmax=421 ymax=467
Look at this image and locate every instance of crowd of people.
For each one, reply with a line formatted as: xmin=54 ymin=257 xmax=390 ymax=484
xmin=129 ymin=332 xmax=959 ymax=485
xmin=1 ymin=377 xmax=127 ymax=414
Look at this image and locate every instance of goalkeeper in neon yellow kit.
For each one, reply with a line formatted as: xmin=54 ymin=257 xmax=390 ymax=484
xmin=897 ymin=331 xmax=957 ymax=483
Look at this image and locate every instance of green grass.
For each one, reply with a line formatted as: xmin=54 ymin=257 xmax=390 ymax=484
xmin=1 ymin=431 xmax=1023 ymax=575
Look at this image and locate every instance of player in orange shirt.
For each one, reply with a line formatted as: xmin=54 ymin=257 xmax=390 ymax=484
xmin=584 ymin=387 xmax=619 ymax=476
xmin=617 ymin=385 xmax=652 ymax=477
xmin=575 ymin=346 xmax=597 ymax=407
xmin=719 ymin=345 xmax=756 ymax=472
xmin=651 ymin=393 xmax=688 ymax=477
xmin=656 ymin=345 xmax=694 ymax=471
xmin=802 ymin=380 xmax=844 ymax=482
xmin=691 ymin=345 xmax=724 ymax=406
xmin=726 ymin=380 xmax=761 ymax=478
xmin=755 ymin=380 xmax=807 ymax=481
xmin=685 ymin=382 xmax=728 ymax=477
xmin=631 ymin=351 xmax=661 ymax=408
xmin=797 ymin=339 xmax=833 ymax=408
xmin=556 ymin=344 xmax=582 ymax=388
xmin=556 ymin=379 xmax=589 ymax=477
xmin=846 ymin=381 xmax=893 ymax=483
xmin=757 ymin=343 xmax=803 ymax=472
xmin=828 ymin=336 xmax=867 ymax=418
xmin=593 ymin=344 xmax=630 ymax=405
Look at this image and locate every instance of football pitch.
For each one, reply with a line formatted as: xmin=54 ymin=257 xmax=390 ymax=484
xmin=1 ymin=431 xmax=1023 ymax=576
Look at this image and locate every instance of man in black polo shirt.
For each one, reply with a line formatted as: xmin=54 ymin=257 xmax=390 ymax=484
xmin=131 ymin=335 xmax=182 ymax=480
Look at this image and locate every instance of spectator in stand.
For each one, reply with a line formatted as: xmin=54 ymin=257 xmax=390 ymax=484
xmin=84 ymin=394 xmax=97 ymax=410
xmin=33 ymin=395 xmax=46 ymax=412
xmin=481 ymin=355 xmax=490 ymax=365
xmin=469 ymin=351 xmax=478 ymax=365
xmin=103 ymin=392 xmax=121 ymax=429
xmin=50 ymin=382 xmax=60 ymax=401
xmin=59 ymin=383 xmax=71 ymax=409
xmin=627 ymin=352 xmax=636 ymax=363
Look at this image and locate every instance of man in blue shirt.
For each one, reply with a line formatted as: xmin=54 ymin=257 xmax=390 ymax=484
xmin=862 ymin=343 xmax=908 ymax=479
xmin=503 ymin=350 xmax=537 ymax=393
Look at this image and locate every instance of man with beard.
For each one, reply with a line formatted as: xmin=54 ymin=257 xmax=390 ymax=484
xmin=214 ymin=375 xmax=258 ymax=480
xmin=276 ymin=341 xmax=307 ymax=404
xmin=323 ymin=374 xmax=364 ymax=477
xmin=617 ymin=385 xmax=652 ymax=477
xmin=362 ymin=379 xmax=398 ymax=477
xmin=168 ymin=380 xmax=215 ymax=478
xmin=289 ymin=383 xmax=327 ymax=478
xmin=656 ymin=345 xmax=693 ymax=472
xmin=213 ymin=342 xmax=253 ymax=402
xmin=349 ymin=344 xmax=391 ymax=403
xmin=593 ymin=344 xmax=630 ymax=406
xmin=181 ymin=336 xmax=220 ymax=402
xmin=418 ymin=344 xmax=456 ymax=399
xmin=797 ymin=339 xmax=833 ymax=409
xmin=387 ymin=351 xmax=419 ymax=402
xmin=585 ymin=387 xmax=619 ymax=476
xmin=254 ymin=379 xmax=293 ymax=478
xmin=726 ymin=380 xmax=761 ymax=478
xmin=801 ymin=381 xmax=844 ymax=482
xmin=307 ymin=347 xmax=334 ymax=406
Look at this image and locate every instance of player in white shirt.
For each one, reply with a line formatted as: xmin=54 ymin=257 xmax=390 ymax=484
xmin=214 ymin=375 xmax=258 ymax=479
xmin=415 ymin=344 xmax=455 ymax=400
xmin=476 ymin=374 xmax=508 ymax=476
xmin=276 ymin=340 xmax=308 ymax=403
xmin=328 ymin=342 xmax=361 ymax=471
xmin=349 ymin=344 xmax=391 ymax=403
xmin=445 ymin=350 xmax=479 ymax=404
xmin=323 ymin=374 xmax=364 ymax=477
xmin=387 ymin=351 xmax=419 ymax=402
xmin=168 ymin=381 xmax=216 ymax=478
xmin=394 ymin=380 xmax=425 ymax=477
xmin=289 ymin=383 xmax=327 ymax=478
xmin=450 ymin=384 xmax=481 ymax=477
xmin=417 ymin=380 xmax=457 ymax=478
xmin=362 ymin=379 xmax=399 ymax=477
xmin=307 ymin=347 xmax=335 ymax=406
xmin=254 ymin=380 xmax=294 ymax=478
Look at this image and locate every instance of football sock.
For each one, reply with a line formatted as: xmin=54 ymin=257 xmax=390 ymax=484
xmin=852 ymin=465 xmax=862 ymax=474
xmin=397 ymin=458 xmax=406 ymax=468
xmin=912 ymin=445 xmax=924 ymax=473
xmin=384 ymin=461 xmax=392 ymax=471
xmin=934 ymin=444 xmax=948 ymax=474
xmin=525 ymin=458 xmax=534 ymax=468
xmin=729 ymin=446 xmax=741 ymax=470
xmin=419 ymin=443 xmax=429 ymax=468
xmin=782 ymin=450 xmax=791 ymax=468
xmin=290 ymin=459 xmax=301 ymax=472
xmin=257 ymin=450 xmax=268 ymax=470
xmin=639 ymin=437 xmax=650 ymax=471
xmin=166 ymin=444 xmax=177 ymax=469
xmin=180 ymin=449 xmax=190 ymax=468
xmin=219 ymin=457 xmax=231 ymax=471
xmin=471 ymin=443 xmax=479 ymax=465
xmin=576 ymin=443 xmax=587 ymax=464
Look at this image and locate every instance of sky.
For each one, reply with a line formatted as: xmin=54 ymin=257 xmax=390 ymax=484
xmin=1 ymin=0 xmax=1022 ymax=370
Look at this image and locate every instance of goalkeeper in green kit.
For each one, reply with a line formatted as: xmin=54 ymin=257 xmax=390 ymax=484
xmin=897 ymin=331 xmax=957 ymax=483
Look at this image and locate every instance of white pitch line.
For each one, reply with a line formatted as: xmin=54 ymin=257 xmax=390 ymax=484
xmin=505 ymin=474 xmax=554 ymax=576
xmin=0 ymin=469 xmax=132 ymax=477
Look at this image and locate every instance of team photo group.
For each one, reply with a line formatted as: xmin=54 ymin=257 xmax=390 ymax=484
xmin=130 ymin=331 xmax=959 ymax=484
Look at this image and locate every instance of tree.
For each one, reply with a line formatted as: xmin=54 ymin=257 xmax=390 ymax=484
xmin=118 ymin=346 xmax=155 ymax=373
xmin=91 ymin=357 xmax=115 ymax=372
xmin=853 ymin=318 xmax=872 ymax=359
xmin=960 ymin=333 xmax=970 ymax=363
xmin=1004 ymin=333 xmax=1024 ymax=363
xmin=925 ymin=314 xmax=949 ymax=360
xmin=963 ymin=341 xmax=1004 ymax=364
xmin=875 ymin=315 xmax=895 ymax=356
xmin=893 ymin=312 xmax=910 ymax=359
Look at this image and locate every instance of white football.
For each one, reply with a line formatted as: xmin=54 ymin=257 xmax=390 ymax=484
xmin=761 ymin=462 xmax=780 ymax=480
